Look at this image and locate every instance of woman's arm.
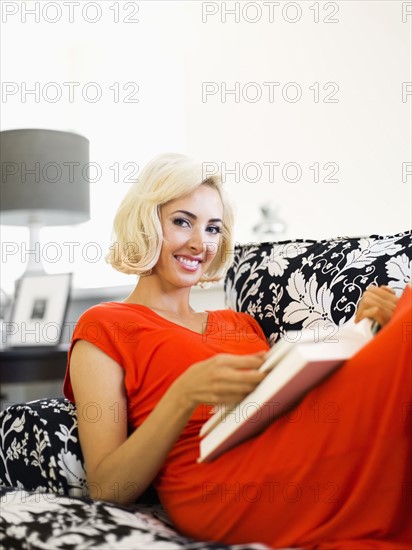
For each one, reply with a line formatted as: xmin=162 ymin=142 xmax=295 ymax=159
xmin=354 ymin=285 xmax=398 ymax=328
xmin=70 ymin=339 xmax=266 ymax=505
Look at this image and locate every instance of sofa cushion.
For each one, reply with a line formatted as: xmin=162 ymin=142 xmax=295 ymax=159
xmin=0 ymin=397 xmax=87 ymax=497
xmin=1 ymin=486 xmax=275 ymax=550
xmin=0 ymin=397 xmax=161 ymax=505
xmin=224 ymin=230 xmax=411 ymax=344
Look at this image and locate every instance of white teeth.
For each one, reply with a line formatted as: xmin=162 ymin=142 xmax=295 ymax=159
xmin=176 ymin=256 xmax=199 ymax=267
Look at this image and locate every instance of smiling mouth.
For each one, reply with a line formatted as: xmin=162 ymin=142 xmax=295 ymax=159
xmin=174 ymin=255 xmax=201 ymax=270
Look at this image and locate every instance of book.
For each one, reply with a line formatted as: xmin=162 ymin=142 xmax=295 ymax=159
xmin=198 ymin=318 xmax=374 ymax=463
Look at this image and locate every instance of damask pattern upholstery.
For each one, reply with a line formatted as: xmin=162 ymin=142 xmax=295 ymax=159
xmin=224 ymin=231 xmax=411 ymax=344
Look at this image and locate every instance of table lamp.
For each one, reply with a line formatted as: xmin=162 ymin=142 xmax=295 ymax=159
xmin=1 ymin=128 xmax=90 ymax=274
xmin=0 ymin=129 xmax=90 ymax=347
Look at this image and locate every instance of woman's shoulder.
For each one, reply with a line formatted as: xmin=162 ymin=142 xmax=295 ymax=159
xmin=70 ymin=302 xmax=145 ymax=363
xmin=74 ymin=302 xmax=167 ymax=336
xmin=76 ymin=301 xmax=127 ymax=323
xmin=77 ymin=301 xmax=144 ymax=320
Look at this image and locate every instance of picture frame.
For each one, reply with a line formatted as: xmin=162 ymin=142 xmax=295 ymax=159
xmin=8 ymin=273 xmax=72 ymax=347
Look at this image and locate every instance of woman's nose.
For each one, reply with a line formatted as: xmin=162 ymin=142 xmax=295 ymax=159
xmin=188 ymin=231 xmax=203 ymax=253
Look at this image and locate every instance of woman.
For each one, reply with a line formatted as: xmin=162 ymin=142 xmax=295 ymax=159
xmin=64 ymin=153 xmax=411 ymax=549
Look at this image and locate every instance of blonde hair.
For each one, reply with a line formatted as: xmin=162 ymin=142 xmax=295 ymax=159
xmin=106 ymin=153 xmax=235 ymax=283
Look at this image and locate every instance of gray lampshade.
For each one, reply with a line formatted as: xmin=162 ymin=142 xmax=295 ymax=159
xmin=1 ymin=129 xmax=90 ymax=226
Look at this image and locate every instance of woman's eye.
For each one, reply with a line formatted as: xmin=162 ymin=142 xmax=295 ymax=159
xmin=172 ymin=218 xmax=221 ymax=234
xmin=173 ymin=217 xmax=190 ymax=227
xmin=207 ymin=226 xmax=222 ymax=235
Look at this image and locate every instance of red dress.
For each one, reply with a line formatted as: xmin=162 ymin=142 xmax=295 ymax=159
xmin=64 ymin=288 xmax=412 ymax=550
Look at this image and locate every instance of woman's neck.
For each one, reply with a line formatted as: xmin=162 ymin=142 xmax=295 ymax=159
xmin=123 ymin=275 xmax=195 ymax=317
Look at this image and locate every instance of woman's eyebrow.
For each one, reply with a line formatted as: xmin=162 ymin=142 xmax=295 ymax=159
xmin=171 ymin=210 xmax=222 ymax=223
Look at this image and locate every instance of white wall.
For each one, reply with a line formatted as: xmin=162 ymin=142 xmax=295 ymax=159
xmin=183 ymin=1 xmax=411 ymax=242
xmin=1 ymin=1 xmax=411 ymax=293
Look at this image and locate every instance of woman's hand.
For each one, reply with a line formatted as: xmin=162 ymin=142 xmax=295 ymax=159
xmin=354 ymin=285 xmax=398 ymax=328
xmin=171 ymin=352 xmax=267 ymax=413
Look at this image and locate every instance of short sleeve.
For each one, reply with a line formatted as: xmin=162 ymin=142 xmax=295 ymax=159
xmin=63 ymin=305 xmax=125 ymax=402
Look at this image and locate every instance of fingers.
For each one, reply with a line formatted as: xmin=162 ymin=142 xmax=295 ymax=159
xmin=199 ymin=354 xmax=268 ymax=405
xmin=214 ymin=376 xmax=266 ymax=396
xmin=220 ymin=366 xmax=267 ymax=384
xmin=358 ymin=306 xmax=384 ymax=327
xmin=355 ymin=285 xmax=398 ymax=326
xmin=180 ymin=352 xmax=269 ymax=409
xmin=365 ymin=285 xmax=395 ymax=296
xmin=366 ymin=288 xmax=397 ymax=308
xmin=213 ymin=352 xmax=267 ymax=370
xmin=380 ymin=286 xmax=396 ymax=295
xmin=206 ymin=376 xmax=266 ymax=406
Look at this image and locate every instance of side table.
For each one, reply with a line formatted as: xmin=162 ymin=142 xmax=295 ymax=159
xmin=0 ymin=344 xmax=69 ymax=410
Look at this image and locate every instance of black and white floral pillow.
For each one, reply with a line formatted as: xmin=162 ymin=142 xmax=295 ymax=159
xmin=224 ymin=231 xmax=411 ymax=344
xmin=0 ymin=398 xmax=86 ymax=497
xmin=0 ymin=397 xmax=160 ymax=505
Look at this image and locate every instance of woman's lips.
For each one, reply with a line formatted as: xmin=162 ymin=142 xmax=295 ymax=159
xmin=174 ymin=255 xmax=201 ymax=271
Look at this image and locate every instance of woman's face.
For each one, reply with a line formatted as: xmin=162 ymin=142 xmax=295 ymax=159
xmin=154 ymin=184 xmax=224 ymax=288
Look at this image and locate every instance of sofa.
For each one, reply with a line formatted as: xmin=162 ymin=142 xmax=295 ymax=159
xmin=1 ymin=230 xmax=410 ymax=550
